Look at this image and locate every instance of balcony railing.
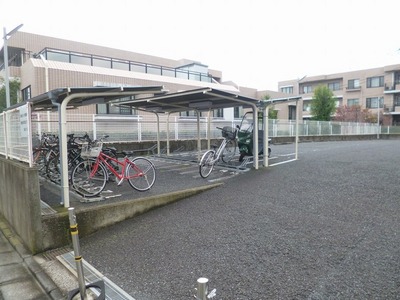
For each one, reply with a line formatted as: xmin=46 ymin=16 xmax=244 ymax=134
xmin=346 ymin=86 xmax=361 ymax=91
xmin=383 ymin=104 xmax=400 ymax=113
xmin=384 ymin=83 xmax=400 ymax=92
xmin=35 ymin=48 xmax=214 ymax=83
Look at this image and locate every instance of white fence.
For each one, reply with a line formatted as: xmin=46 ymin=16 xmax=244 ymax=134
xmin=0 ymin=103 xmax=397 ymax=166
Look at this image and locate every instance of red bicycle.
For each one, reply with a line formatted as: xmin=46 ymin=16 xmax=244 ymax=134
xmin=71 ymin=141 xmax=156 ymax=197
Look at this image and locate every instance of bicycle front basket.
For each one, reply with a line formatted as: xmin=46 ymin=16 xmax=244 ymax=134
xmin=222 ymin=126 xmax=236 ymax=140
xmin=81 ymin=142 xmax=102 ymax=158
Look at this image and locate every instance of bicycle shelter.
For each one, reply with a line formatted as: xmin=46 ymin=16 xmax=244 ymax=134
xmin=23 ymin=86 xmax=294 ymax=208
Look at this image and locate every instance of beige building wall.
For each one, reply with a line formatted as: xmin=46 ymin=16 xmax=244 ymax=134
xmin=277 ymin=65 xmax=400 ymax=124
xmin=6 ymin=31 xmax=267 ymax=117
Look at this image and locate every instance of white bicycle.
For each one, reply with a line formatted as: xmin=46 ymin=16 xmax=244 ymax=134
xmin=199 ymin=126 xmax=237 ymax=178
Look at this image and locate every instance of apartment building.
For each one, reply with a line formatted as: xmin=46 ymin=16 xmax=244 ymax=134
xmin=1 ymin=31 xmax=274 ymax=120
xmin=277 ymin=65 xmax=400 ymax=125
xmin=6 ymin=31 xmax=398 ymax=126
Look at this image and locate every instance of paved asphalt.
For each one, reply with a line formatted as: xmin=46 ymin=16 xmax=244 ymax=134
xmin=75 ymin=140 xmax=400 ymax=299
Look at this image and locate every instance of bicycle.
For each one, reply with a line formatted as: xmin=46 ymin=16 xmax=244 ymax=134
xmin=46 ymin=133 xmax=118 ymax=184
xmin=199 ymin=126 xmax=237 ymax=178
xmin=71 ymin=140 xmax=156 ymax=197
xmin=32 ymin=133 xmax=58 ymax=176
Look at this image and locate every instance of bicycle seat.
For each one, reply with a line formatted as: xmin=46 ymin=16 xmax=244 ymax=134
xmin=121 ymin=150 xmax=134 ymax=156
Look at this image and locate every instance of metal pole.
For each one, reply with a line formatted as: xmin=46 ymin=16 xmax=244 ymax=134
xmin=68 ymin=207 xmax=87 ymax=300
xmin=197 ymin=110 xmax=201 ymax=161
xmin=295 ymin=99 xmax=300 ymax=160
xmin=252 ymin=106 xmax=259 ymax=169
xmin=296 ymin=75 xmax=306 ymax=160
xmin=377 ymin=97 xmax=381 ymax=139
xmin=3 ymin=27 xmax=10 ymax=108
xmin=156 ymin=113 xmax=160 ymax=156
xmin=263 ymin=105 xmax=269 ymax=167
xmin=166 ymin=112 xmax=171 ymax=155
xmin=196 ymin=278 xmax=208 ymax=300
xmin=207 ymin=109 xmax=211 ymax=150
xmin=3 ymin=24 xmax=23 ymax=108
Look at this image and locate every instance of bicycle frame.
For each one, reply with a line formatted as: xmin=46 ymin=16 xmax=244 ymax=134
xmin=92 ymin=152 xmax=143 ymax=184
xmin=211 ymin=138 xmax=229 ymax=163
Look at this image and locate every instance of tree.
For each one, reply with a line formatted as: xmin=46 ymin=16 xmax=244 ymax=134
xmin=261 ymin=94 xmax=278 ymax=119
xmin=0 ymin=77 xmax=21 ymax=112
xmin=310 ymin=85 xmax=336 ymax=121
xmin=334 ymin=105 xmax=376 ymax=123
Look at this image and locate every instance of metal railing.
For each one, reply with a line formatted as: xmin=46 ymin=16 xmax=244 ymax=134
xmin=0 ymin=104 xmax=397 ymax=166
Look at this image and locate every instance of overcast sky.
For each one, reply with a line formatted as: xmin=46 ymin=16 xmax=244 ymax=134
xmin=2 ymin=0 xmax=400 ymax=90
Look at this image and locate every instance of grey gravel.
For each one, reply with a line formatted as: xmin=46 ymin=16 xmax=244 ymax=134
xmin=79 ymin=140 xmax=400 ymax=299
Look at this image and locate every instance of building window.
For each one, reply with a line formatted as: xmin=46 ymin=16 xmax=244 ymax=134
xmin=214 ymin=109 xmax=223 ymax=118
xmin=347 ymin=98 xmax=359 ymax=107
xmin=394 ymin=95 xmax=400 ymax=106
xmin=71 ymin=53 xmax=91 ymax=65
xmin=328 ymin=82 xmax=340 ymax=91
xmin=146 ymin=65 xmax=162 ymax=75
xmin=367 ymin=76 xmax=384 ymax=88
xmin=180 ymin=110 xmax=203 ymax=117
xmin=112 ymin=59 xmax=130 ymax=71
xmin=21 ymin=86 xmax=31 ymax=101
xmin=46 ymin=49 xmax=70 ymax=63
xmin=96 ymin=104 xmax=134 ymax=115
xmin=395 ymin=72 xmax=400 ymax=84
xmin=348 ymin=79 xmax=360 ymax=89
xmin=366 ymin=97 xmax=383 ymax=108
xmin=280 ymin=86 xmax=293 ymax=94
xmin=302 ymin=85 xmax=313 ymax=94
xmin=130 ymin=63 xmax=146 ymax=73
xmin=303 ymin=102 xmax=311 ymax=112
xmin=92 ymin=57 xmax=111 ymax=68
xmin=288 ymin=106 xmax=296 ymax=120
xmin=96 ymin=96 xmax=135 ymax=115
xmin=41 ymin=47 xmax=213 ymax=83
xmin=234 ymin=107 xmax=241 ymax=118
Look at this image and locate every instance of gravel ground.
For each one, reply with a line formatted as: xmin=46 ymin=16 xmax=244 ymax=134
xmin=79 ymin=140 xmax=400 ymax=299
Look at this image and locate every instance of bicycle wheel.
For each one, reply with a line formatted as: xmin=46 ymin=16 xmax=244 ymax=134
xmin=199 ymin=150 xmax=215 ymax=178
xmin=46 ymin=155 xmax=62 ymax=184
xmin=126 ymin=157 xmax=156 ymax=191
xmin=221 ymin=139 xmax=237 ymax=163
xmin=33 ymin=149 xmax=47 ymax=176
xmin=71 ymin=159 xmax=107 ymax=197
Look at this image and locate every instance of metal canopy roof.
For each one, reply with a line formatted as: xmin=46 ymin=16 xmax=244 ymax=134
xmin=112 ymin=87 xmax=261 ymax=113
xmin=26 ymin=86 xmax=166 ymax=111
xmin=23 ymin=86 xmax=261 ymax=113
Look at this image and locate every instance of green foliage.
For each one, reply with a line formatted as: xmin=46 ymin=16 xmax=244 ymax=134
xmin=0 ymin=77 xmax=21 ymax=112
xmin=268 ymin=106 xmax=278 ymax=119
xmin=310 ymin=85 xmax=336 ymax=121
xmin=260 ymin=94 xmax=278 ymax=119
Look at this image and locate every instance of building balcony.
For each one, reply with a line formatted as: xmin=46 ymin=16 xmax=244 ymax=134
xmin=346 ymin=86 xmax=361 ymax=91
xmin=384 ymin=83 xmax=400 ymax=94
xmin=384 ymin=105 xmax=400 ymax=113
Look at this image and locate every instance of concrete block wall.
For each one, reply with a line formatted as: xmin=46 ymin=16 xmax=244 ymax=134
xmin=0 ymin=157 xmax=43 ymax=254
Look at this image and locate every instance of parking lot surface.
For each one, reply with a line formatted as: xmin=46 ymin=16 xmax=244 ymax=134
xmin=41 ymin=144 xmax=294 ymax=209
xmin=50 ymin=140 xmax=400 ymax=299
